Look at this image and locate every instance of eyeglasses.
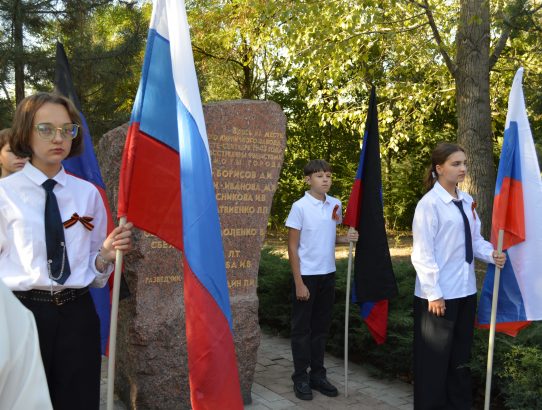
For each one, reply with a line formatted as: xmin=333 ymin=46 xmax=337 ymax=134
xmin=34 ymin=123 xmax=79 ymax=140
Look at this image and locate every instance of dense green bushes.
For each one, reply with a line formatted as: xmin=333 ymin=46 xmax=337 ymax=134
xmin=257 ymin=247 xmax=542 ymax=409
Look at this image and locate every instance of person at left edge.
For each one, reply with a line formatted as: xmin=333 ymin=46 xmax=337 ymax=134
xmin=0 ymin=92 xmax=133 ymax=410
xmin=0 ymin=277 xmax=53 ymax=409
xmin=0 ymin=127 xmax=29 ymax=177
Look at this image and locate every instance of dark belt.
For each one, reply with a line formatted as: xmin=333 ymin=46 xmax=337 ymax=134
xmin=13 ymin=287 xmax=90 ymax=306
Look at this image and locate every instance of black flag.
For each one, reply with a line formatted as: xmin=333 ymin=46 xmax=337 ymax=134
xmin=344 ymin=86 xmax=398 ymax=343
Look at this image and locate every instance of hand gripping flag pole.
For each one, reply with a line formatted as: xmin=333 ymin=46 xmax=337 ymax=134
xmin=484 ymin=230 xmax=504 ymax=410
xmin=479 ymin=67 xmax=542 ymax=407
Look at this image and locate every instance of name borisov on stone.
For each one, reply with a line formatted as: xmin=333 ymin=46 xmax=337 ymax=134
xmin=215 ymin=169 xmax=257 ymax=178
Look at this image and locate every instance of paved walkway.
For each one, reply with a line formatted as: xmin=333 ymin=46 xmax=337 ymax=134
xmin=100 ymin=359 xmax=127 ymax=410
xmin=100 ymin=332 xmax=413 ymax=409
xmin=248 ymin=334 xmax=413 ymax=410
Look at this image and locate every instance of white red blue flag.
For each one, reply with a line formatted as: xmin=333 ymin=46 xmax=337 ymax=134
xmin=478 ymin=68 xmax=542 ymax=336
xmin=117 ymin=1 xmax=242 ymax=408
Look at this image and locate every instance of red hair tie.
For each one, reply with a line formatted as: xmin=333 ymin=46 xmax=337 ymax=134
xmin=63 ymin=213 xmax=94 ymax=231
xmin=471 ymin=201 xmax=477 ymax=221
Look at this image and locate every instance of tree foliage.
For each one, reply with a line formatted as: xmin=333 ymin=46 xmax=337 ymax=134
xmin=0 ymin=0 xmax=541 ymax=232
xmin=51 ymin=1 xmax=150 ymax=139
xmin=0 ymin=0 xmax=149 ymax=140
xmin=268 ymin=0 xmax=542 ymax=232
xmin=188 ymin=0 xmax=282 ymax=100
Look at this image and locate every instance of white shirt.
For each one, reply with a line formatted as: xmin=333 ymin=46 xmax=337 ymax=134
xmin=285 ymin=192 xmax=341 ymax=275
xmin=411 ymin=181 xmax=494 ymax=301
xmin=0 ymin=280 xmax=53 ymax=409
xmin=0 ymin=162 xmax=112 ymax=291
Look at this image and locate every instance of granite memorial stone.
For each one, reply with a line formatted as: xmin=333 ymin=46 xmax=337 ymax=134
xmin=97 ymin=100 xmax=286 ymax=408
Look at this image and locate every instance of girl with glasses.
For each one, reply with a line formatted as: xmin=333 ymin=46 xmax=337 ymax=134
xmin=0 ymin=92 xmax=133 ymax=409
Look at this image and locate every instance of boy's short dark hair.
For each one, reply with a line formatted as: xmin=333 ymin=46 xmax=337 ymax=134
xmin=0 ymin=128 xmax=11 ymax=150
xmin=10 ymin=92 xmax=83 ymax=159
xmin=304 ymin=159 xmax=332 ymax=176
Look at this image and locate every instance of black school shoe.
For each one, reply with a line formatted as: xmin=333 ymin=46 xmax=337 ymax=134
xmin=309 ymin=377 xmax=339 ymax=397
xmin=293 ymin=380 xmax=313 ymax=400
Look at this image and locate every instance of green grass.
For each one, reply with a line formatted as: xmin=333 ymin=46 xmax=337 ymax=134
xmin=257 ymin=247 xmax=542 ymax=409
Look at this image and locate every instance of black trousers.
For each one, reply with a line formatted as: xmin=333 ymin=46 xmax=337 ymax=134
xmin=413 ymin=294 xmax=477 ymax=410
xmin=291 ymin=272 xmax=335 ymax=383
xmin=20 ymin=291 xmax=101 ymax=410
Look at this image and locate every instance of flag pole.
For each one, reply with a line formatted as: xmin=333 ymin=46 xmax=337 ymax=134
xmin=344 ymin=235 xmax=354 ymax=397
xmin=107 ymin=216 xmax=127 ymax=410
xmin=484 ymin=229 xmax=504 ymax=410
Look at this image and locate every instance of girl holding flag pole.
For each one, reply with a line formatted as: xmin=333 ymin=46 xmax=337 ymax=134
xmin=411 ymin=142 xmax=505 ymax=409
xmin=0 ymin=92 xmax=133 ymax=409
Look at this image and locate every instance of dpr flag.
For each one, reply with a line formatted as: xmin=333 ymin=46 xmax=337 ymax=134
xmin=55 ymin=41 xmax=115 ymax=355
xmin=478 ymin=68 xmax=542 ymax=336
xmin=117 ymin=1 xmax=242 ymax=408
xmin=343 ymin=87 xmax=398 ymax=344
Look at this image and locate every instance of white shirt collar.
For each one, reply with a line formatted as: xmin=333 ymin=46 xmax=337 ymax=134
xmin=304 ymin=191 xmax=330 ymax=205
xmin=433 ymin=181 xmax=467 ymax=204
xmin=22 ymin=162 xmax=68 ymax=188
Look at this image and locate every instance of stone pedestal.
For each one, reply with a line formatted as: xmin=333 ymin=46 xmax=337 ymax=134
xmin=98 ymin=123 xmax=189 ymax=409
xmin=205 ymin=100 xmax=286 ymax=403
xmin=97 ymin=100 xmax=286 ymax=409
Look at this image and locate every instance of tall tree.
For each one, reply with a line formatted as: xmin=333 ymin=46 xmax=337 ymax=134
xmin=0 ymin=0 xmax=147 ymax=135
xmin=412 ymin=0 xmax=542 ymax=234
xmin=187 ymin=0 xmax=282 ymax=100
xmin=0 ymin=0 xmax=59 ymax=104
xmin=271 ymin=0 xmax=542 ymax=234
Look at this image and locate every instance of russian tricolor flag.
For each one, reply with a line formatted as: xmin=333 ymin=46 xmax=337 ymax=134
xmin=343 ymin=87 xmax=398 ymax=344
xmin=117 ymin=1 xmax=242 ymax=408
xmin=478 ymin=68 xmax=542 ymax=336
xmin=55 ymin=41 xmax=116 ymax=355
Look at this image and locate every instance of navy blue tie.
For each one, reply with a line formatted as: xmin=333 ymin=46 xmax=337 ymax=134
xmin=452 ymin=200 xmax=473 ymax=264
xmin=42 ymin=179 xmax=71 ymax=284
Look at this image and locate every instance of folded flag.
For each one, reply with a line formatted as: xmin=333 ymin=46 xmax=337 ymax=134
xmin=478 ymin=68 xmax=542 ymax=336
xmin=343 ymin=86 xmax=398 ymax=344
xmin=55 ymin=41 xmax=116 ymax=355
xmin=117 ymin=0 xmax=242 ymax=408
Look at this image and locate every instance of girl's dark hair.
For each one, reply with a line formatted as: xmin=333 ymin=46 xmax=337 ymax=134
xmin=0 ymin=128 xmax=11 ymax=150
xmin=10 ymin=92 xmax=83 ymax=159
xmin=425 ymin=142 xmax=465 ymax=191
xmin=304 ymin=159 xmax=332 ymax=176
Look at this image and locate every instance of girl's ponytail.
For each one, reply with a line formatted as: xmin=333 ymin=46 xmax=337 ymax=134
xmin=424 ymin=165 xmax=437 ymax=192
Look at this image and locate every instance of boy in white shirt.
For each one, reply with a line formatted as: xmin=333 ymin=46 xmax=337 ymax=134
xmin=286 ymin=159 xmax=358 ymax=400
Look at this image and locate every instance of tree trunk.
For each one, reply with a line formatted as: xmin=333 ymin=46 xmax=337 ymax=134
xmin=13 ymin=0 xmax=25 ymax=104
xmin=455 ymin=0 xmax=494 ymax=238
xmin=241 ymin=63 xmax=252 ymax=99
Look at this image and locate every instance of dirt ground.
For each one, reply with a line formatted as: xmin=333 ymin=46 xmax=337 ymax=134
xmin=264 ymin=230 xmax=413 ymax=262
